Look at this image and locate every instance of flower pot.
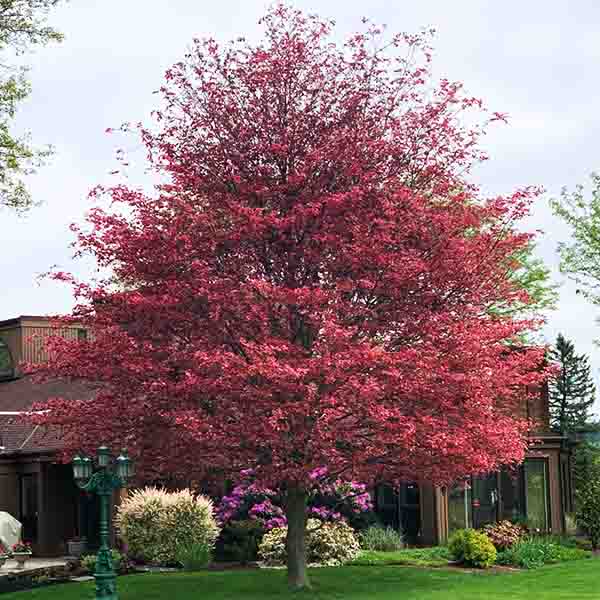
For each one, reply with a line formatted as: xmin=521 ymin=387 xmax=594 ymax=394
xmin=67 ymin=539 xmax=88 ymax=557
xmin=13 ymin=552 xmax=32 ymax=570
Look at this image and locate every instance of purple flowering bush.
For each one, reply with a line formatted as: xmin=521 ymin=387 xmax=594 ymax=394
xmin=215 ymin=469 xmax=375 ymax=562
xmin=217 ymin=469 xmax=374 ymax=532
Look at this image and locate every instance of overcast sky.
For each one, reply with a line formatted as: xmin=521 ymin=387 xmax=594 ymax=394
xmin=2 ymin=1 xmax=600 ymax=411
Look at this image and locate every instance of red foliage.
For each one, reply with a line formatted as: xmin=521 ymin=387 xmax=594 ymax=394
xmin=33 ymin=6 xmax=546 ymax=492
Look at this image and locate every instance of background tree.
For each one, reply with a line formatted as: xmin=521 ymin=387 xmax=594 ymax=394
xmin=551 ymin=172 xmax=600 ymax=310
xmin=489 ymin=241 xmax=558 ymax=321
xmin=33 ymin=6 xmax=548 ymax=589
xmin=0 ymin=0 xmax=63 ymax=212
xmin=573 ymin=440 xmax=600 ymax=508
xmin=548 ymin=333 xmax=596 ymax=433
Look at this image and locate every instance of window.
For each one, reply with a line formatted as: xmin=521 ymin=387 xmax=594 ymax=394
xmin=77 ymin=328 xmax=88 ymax=341
xmin=560 ymin=458 xmax=573 ymax=515
xmin=500 ymin=469 xmax=525 ymax=522
xmin=448 ymin=480 xmax=472 ymax=532
xmin=448 ymin=462 xmax=551 ymax=534
xmin=524 ymin=459 xmax=550 ymax=531
xmin=375 ymin=484 xmax=398 ymax=529
xmin=0 ymin=340 xmax=14 ymax=380
xmin=398 ymin=483 xmax=421 ymax=544
xmin=19 ymin=474 xmax=39 ymax=542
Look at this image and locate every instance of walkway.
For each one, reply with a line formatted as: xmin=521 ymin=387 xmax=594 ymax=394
xmin=0 ymin=557 xmax=68 ymax=576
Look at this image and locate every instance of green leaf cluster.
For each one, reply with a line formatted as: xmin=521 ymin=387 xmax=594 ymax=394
xmin=0 ymin=1 xmax=63 ymax=212
xmin=551 ymin=172 xmax=600 ymax=310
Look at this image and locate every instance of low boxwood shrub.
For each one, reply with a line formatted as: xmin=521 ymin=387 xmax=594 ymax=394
xmin=351 ymin=546 xmax=451 ymax=567
xmin=116 ymin=486 xmax=220 ymax=566
xmin=496 ymin=537 xmax=590 ymax=569
xmin=359 ymin=526 xmax=404 ymax=552
xmin=175 ymin=542 xmax=212 ymax=571
xmin=448 ymin=529 xmax=496 ymax=568
xmin=258 ymin=518 xmax=361 ymax=566
xmin=482 ymin=520 xmax=525 ymax=550
xmin=81 ymin=550 xmax=123 ymax=574
xmin=215 ymin=519 xmax=265 ymax=563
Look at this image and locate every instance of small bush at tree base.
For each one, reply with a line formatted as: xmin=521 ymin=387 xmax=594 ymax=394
xmin=448 ymin=529 xmax=496 ymax=568
xmin=258 ymin=519 xmax=360 ymax=566
xmin=483 ymin=520 xmax=525 ymax=550
xmin=176 ymin=542 xmax=212 ymax=571
xmin=576 ymin=480 xmax=600 ymax=550
xmin=215 ymin=520 xmax=265 ymax=563
xmin=81 ymin=550 xmax=122 ymax=574
xmin=359 ymin=526 xmax=404 ymax=552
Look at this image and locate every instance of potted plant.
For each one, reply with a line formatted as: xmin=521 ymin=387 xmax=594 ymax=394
xmin=0 ymin=543 xmax=8 ymax=568
xmin=66 ymin=536 xmax=87 ymax=557
xmin=11 ymin=541 xmax=32 ymax=569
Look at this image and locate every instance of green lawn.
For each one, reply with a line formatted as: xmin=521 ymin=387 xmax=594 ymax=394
xmin=3 ymin=559 xmax=599 ymax=599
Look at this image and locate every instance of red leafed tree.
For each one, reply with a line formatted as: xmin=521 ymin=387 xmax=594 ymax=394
xmin=33 ymin=5 xmax=547 ymax=588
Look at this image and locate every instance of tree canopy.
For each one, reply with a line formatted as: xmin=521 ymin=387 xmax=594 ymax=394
xmin=34 ymin=5 xmax=548 ymax=588
xmin=0 ymin=0 xmax=63 ymax=212
xmin=551 ymin=172 xmax=600 ymax=310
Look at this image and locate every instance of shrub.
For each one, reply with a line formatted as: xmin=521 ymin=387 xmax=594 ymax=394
xmin=217 ymin=470 xmax=374 ymax=531
xmin=81 ymin=550 xmax=122 ymax=574
xmin=351 ymin=546 xmax=451 ymax=567
xmin=116 ymin=486 xmax=220 ymax=566
xmin=215 ymin=520 xmax=265 ymax=563
xmin=496 ymin=536 xmax=589 ymax=569
xmin=448 ymin=529 xmax=496 ymax=568
xmin=483 ymin=520 xmax=525 ymax=551
xmin=576 ymin=480 xmax=600 ymax=550
xmin=359 ymin=526 xmax=404 ymax=552
xmin=258 ymin=518 xmax=361 ymax=566
xmin=176 ymin=542 xmax=212 ymax=571
xmin=565 ymin=513 xmax=578 ymax=537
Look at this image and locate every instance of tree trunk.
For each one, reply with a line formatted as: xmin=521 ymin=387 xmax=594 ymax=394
xmin=285 ymin=485 xmax=311 ymax=590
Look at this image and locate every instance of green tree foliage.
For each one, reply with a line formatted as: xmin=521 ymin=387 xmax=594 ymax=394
xmin=548 ymin=334 xmax=596 ymax=433
xmin=0 ymin=0 xmax=63 ymax=212
xmin=491 ymin=241 xmax=558 ymax=319
xmin=551 ymin=173 xmax=600 ymax=308
xmin=573 ymin=441 xmax=600 ymax=507
xmin=576 ymin=478 xmax=600 ymax=550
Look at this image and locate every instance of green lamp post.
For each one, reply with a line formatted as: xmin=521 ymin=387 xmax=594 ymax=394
xmin=73 ymin=446 xmax=134 ymax=600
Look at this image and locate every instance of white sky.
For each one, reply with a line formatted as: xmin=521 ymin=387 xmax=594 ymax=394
xmin=2 ymin=0 xmax=600 ymax=412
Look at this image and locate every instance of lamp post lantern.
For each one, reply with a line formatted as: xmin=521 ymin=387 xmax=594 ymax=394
xmin=73 ymin=446 xmax=134 ymax=600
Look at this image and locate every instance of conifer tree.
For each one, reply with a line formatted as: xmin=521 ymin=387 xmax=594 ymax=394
xmin=549 ymin=334 xmax=596 ymax=432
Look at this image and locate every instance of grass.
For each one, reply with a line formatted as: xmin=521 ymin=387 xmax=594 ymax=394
xmin=2 ymin=559 xmax=599 ymax=599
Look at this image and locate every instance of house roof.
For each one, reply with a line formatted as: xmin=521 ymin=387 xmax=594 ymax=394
xmin=0 ymin=315 xmax=52 ymax=328
xmin=0 ymin=376 xmax=93 ymax=412
xmin=0 ymin=414 xmax=64 ymax=455
xmin=0 ymin=376 xmax=95 ymax=456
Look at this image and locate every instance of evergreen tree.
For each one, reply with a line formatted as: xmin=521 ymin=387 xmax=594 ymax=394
xmin=548 ymin=334 xmax=596 ymax=432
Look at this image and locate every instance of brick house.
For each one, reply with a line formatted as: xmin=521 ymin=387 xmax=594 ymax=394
xmin=0 ymin=316 xmax=99 ymax=556
xmin=0 ymin=315 xmax=574 ymax=554
xmin=374 ymin=386 xmax=575 ymax=544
